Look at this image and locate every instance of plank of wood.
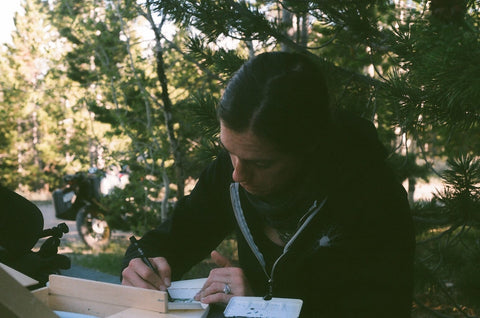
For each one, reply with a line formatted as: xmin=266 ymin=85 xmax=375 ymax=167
xmin=47 ymin=294 xmax=128 ymax=317
xmin=0 ymin=262 xmax=38 ymax=287
xmin=106 ymin=307 xmax=210 ymax=318
xmin=0 ymin=265 xmax=57 ymax=318
xmin=48 ymin=275 xmax=167 ymax=313
xmin=32 ymin=286 xmax=50 ymax=304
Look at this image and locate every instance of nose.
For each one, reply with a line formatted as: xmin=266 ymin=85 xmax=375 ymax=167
xmin=231 ymin=156 xmax=249 ymax=183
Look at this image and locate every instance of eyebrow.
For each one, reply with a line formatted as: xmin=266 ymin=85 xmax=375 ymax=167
xmin=218 ymin=140 xmax=230 ymax=154
xmin=219 ymin=140 xmax=274 ymax=164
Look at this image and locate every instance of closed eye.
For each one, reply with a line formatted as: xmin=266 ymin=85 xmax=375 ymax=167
xmin=252 ymin=160 xmax=274 ymax=168
xmin=220 ymin=141 xmax=274 ymax=168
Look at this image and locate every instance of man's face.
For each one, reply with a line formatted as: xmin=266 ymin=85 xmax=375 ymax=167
xmin=220 ymin=121 xmax=301 ymax=197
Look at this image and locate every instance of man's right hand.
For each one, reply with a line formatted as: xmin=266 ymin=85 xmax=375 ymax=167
xmin=121 ymin=257 xmax=171 ymax=291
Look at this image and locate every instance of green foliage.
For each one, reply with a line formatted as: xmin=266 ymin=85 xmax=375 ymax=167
xmin=185 ymin=37 xmax=246 ymax=80
xmin=176 ymin=93 xmax=221 ymax=178
xmin=385 ymin=6 xmax=480 ymax=157
xmin=414 ymin=228 xmax=480 ymax=316
xmin=413 ymin=155 xmax=480 ymax=314
xmin=101 ymin=178 xmax=166 ymax=236
xmin=435 ymin=155 xmax=480 ymax=226
xmin=65 ymin=236 xmax=130 ymax=276
xmin=414 ymin=155 xmax=480 ymax=237
xmin=70 ymin=251 xmax=124 ymax=277
xmin=2 ymin=0 xmax=480 ymax=313
xmin=0 ymin=0 xmax=67 ymax=189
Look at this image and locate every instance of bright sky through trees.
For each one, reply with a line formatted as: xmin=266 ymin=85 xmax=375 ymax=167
xmin=0 ymin=0 xmax=22 ymax=44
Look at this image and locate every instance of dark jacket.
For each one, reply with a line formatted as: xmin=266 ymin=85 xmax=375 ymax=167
xmin=123 ymin=113 xmax=415 ymax=318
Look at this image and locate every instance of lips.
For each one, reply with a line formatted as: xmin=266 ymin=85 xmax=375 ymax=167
xmin=239 ymin=183 xmax=250 ymax=190
xmin=240 ymin=183 xmax=266 ymax=196
xmin=240 ymin=183 xmax=255 ymax=194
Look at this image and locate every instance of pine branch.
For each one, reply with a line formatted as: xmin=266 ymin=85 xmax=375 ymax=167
xmin=416 ymin=223 xmax=461 ymax=245
xmin=413 ymin=296 xmax=458 ymax=318
xmin=160 ymin=35 xmax=225 ymax=84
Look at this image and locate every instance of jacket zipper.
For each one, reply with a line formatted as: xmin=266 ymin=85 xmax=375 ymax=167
xmin=230 ymin=182 xmax=327 ymax=300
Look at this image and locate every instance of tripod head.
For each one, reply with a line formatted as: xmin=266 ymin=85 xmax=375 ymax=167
xmin=40 ymin=223 xmax=69 ymax=239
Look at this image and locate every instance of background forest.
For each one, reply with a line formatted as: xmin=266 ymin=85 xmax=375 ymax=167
xmin=1 ymin=0 xmax=479 ymax=317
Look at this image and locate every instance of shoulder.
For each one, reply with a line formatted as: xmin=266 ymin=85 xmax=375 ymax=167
xmin=331 ymin=110 xmax=387 ymax=162
xmin=196 ymin=150 xmax=233 ymax=185
xmin=320 ymin=111 xmax=411 ymax=222
xmin=318 ymin=111 xmax=391 ymax=191
xmin=183 ymin=150 xmax=233 ymax=204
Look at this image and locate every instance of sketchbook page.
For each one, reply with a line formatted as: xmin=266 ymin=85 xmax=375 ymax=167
xmin=224 ymin=296 xmax=303 ymax=318
xmin=54 ymin=311 xmax=100 ymax=318
xmin=167 ymin=278 xmax=209 ymax=310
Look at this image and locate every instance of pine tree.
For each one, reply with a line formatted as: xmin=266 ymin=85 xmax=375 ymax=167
xmin=146 ymin=0 xmax=480 ymax=314
xmin=2 ymin=1 xmax=479 ymax=311
xmin=0 ymin=0 xmax=64 ymax=190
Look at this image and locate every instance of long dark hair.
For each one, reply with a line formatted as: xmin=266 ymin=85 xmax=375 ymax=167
xmin=218 ymin=51 xmax=332 ymax=155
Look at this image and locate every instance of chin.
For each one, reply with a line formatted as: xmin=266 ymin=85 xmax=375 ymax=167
xmin=240 ymin=184 xmax=271 ymax=197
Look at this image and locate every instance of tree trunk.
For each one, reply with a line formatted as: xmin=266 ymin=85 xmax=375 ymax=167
xmin=279 ymin=7 xmax=293 ymax=52
xmin=299 ymin=14 xmax=308 ymax=47
xmin=161 ymin=161 xmax=170 ymax=222
xmin=408 ymin=176 xmax=416 ymax=207
xmin=144 ymin=1 xmax=185 ymax=199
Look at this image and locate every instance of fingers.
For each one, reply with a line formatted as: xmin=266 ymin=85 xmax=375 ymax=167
xmin=151 ymin=257 xmax=172 ymax=287
xmin=197 ymin=281 xmax=232 ymax=304
xmin=194 ymin=251 xmax=245 ymax=304
xmin=195 ymin=267 xmax=252 ymax=304
xmin=211 ymin=250 xmax=232 ymax=267
xmin=122 ymin=258 xmax=156 ymax=289
xmin=121 ymin=257 xmax=171 ymax=291
xmin=194 ymin=277 xmax=233 ymax=303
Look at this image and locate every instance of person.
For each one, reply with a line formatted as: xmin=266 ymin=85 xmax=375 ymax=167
xmin=121 ymin=51 xmax=415 ymax=317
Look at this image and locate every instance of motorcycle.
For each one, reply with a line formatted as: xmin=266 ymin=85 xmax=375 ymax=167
xmin=52 ymin=170 xmax=112 ymax=249
xmin=0 ymin=185 xmax=70 ymax=289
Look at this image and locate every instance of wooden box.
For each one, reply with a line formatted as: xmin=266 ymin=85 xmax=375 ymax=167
xmin=1 ymin=264 xmax=208 ymax=318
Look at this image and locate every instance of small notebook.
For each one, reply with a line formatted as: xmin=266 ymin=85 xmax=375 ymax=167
xmin=167 ymin=278 xmax=209 ymax=310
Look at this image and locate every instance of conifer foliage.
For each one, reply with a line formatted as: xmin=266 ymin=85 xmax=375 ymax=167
xmin=1 ymin=1 xmax=479 ymax=315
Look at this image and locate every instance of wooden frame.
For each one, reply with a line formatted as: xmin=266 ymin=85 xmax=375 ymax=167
xmin=1 ymin=265 xmax=208 ymax=318
xmin=33 ymin=275 xmax=168 ymax=316
xmin=0 ymin=264 xmax=57 ymax=318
